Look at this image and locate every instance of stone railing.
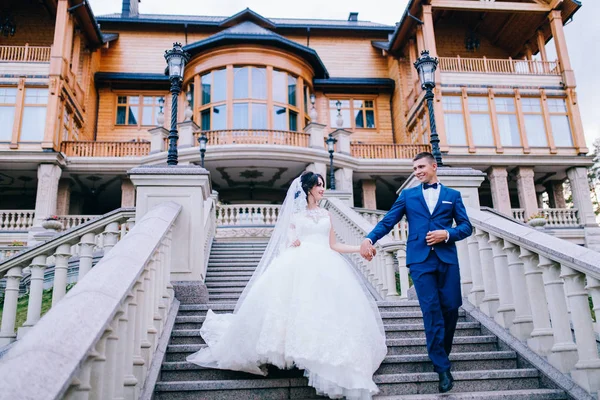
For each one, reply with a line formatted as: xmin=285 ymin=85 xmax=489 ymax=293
xmin=199 ymin=129 xmax=310 ymax=147
xmin=57 ymin=215 xmax=100 ymax=230
xmin=511 ymin=208 xmax=581 ymax=227
xmin=0 ymin=210 xmax=35 ymax=231
xmin=0 ymin=246 xmax=25 ymax=262
xmin=439 ymin=56 xmax=560 ymax=75
xmin=216 ymin=204 xmax=281 ymax=226
xmin=462 ymin=206 xmax=600 ymax=394
xmin=350 ymin=143 xmax=430 ymax=159
xmin=202 ymin=197 xmax=216 ymax=280
xmin=324 ymin=197 xmax=406 ymax=300
xmin=0 ymin=44 xmax=51 ymax=62
xmin=0 ymin=207 xmax=135 ymax=346
xmin=60 ymin=141 xmax=151 ymax=157
xmin=354 ymin=208 xmax=407 ymax=241
xmin=0 ymin=202 xmax=181 ymax=399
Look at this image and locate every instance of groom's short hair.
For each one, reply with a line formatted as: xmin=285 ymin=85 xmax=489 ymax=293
xmin=413 ymin=152 xmax=435 ymax=164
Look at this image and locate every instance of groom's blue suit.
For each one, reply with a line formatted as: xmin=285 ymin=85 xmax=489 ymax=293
xmin=367 ymin=183 xmax=472 ymax=373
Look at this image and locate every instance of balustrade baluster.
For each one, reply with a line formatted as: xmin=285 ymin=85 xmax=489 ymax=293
xmin=474 ymin=229 xmax=500 ymax=316
xmin=395 ymin=248 xmax=409 ymax=300
xmin=102 ymin=222 xmax=120 ymax=254
xmin=88 ymin=330 xmax=111 ymax=400
xmin=18 ymin=255 xmax=48 ymax=338
xmin=0 ymin=266 xmax=24 ymax=345
xmin=488 ymin=234 xmax=516 ymax=328
xmin=113 ymin=305 xmax=129 ymax=399
xmin=123 ymin=290 xmax=140 ymax=398
xmin=51 ymin=243 xmax=72 ymax=306
xmin=586 ymin=277 xmax=600 ymax=336
xmin=466 ymin=234 xmax=485 ymax=305
xmin=78 ymin=232 xmax=96 ymax=280
xmin=132 ymin=279 xmax=148 ymax=389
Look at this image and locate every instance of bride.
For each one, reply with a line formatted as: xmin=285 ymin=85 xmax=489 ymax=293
xmin=187 ymin=172 xmax=387 ymax=399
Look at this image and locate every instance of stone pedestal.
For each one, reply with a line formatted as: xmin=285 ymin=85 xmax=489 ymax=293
xmin=515 ymin=167 xmax=538 ymax=220
xmin=361 ymin=180 xmax=377 ymax=210
xmin=567 ymin=167 xmax=600 ymax=251
xmin=324 ymin=190 xmax=353 ymax=207
xmin=304 ymin=122 xmax=326 ymax=149
xmin=334 ymin=167 xmax=354 ymax=205
xmin=28 ymin=164 xmax=62 ymax=246
xmin=488 ymin=167 xmax=511 ymax=216
xmin=149 ymin=127 xmax=169 ymax=154
xmin=545 ymin=180 xmax=566 ymax=209
xmin=305 ymin=162 xmax=327 ymax=179
xmin=331 ymin=129 xmax=352 ymax=155
xmin=177 ymin=120 xmax=199 ymax=149
xmin=121 ymin=178 xmax=135 ymax=208
xmin=129 ymin=165 xmax=212 ymax=304
xmin=56 ymin=179 xmax=71 ymax=215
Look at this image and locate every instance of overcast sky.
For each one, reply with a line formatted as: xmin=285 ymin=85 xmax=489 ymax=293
xmin=88 ymin=0 xmax=599 ymax=151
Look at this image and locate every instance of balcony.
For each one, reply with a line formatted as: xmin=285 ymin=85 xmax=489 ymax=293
xmin=200 ymin=129 xmax=310 ymax=147
xmin=0 ymin=44 xmax=51 ymax=77
xmin=60 ymin=141 xmax=151 ymax=157
xmin=351 ymin=144 xmax=430 ymax=159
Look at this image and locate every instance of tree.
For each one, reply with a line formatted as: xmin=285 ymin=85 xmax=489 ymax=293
xmin=589 ymin=137 xmax=600 ymax=219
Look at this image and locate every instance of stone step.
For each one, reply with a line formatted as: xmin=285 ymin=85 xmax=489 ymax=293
xmin=169 ymin=322 xmax=481 ymax=345
xmin=173 ymin=311 xmax=468 ymax=330
xmin=205 ymin=271 xmax=255 ymax=277
xmin=207 ymin=262 xmax=260 ymax=267
xmin=208 ymin=294 xmax=242 ymax=302
xmin=205 ymin=276 xmax=253 ymax=282
xmin=165 ymin=336 xmax=499 ymax=362
xmin=206 ymin=281 xmax=250 ymax=288
xmin=207 ymin=287 xmax=245 ymax=294
xmin=160 ymin=352 xmax=516 ymax=382
xmin=207 ymin=267 xmax=257 ymax=273
xmin=154 ymin=369 xmax=541 ymax=399
xmin=375 ymin=389 xmax=567 ymax=400
xmin=211 ymin=242 xmax=268 ymax=246
xmin=209 ymin=253 xmax=264 ymax=258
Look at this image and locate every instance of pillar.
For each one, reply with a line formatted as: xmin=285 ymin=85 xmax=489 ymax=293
xmin=56 ymin=178 xmax=71 ymax=215
xmin=334 ymin=167 xmax=354 ymax=205
xmin=304 ymin=122 xmax=326 ymax=149
xmin=149 ymin=127 xmax=169 ymax=154
xmin=515 ymin=167 xmax=538 ymax=220
xmin=330 ymin=129 xmax=352 ymax=155
xmin=545 ymin=180 xmax=566 ymax=208
xmin=567 ymin=167 xmax=600 ymax=251
xmin=33 ymin=164 xmax=62 ymax=226
xmin=488 ymin=167 xmax=512 ymax=216
xmin=305 ymin=162 xmax=327 ymax=179
xmin=177 ymin=120 xmax=199 ymax=149
xmin=548 ymin=10 xmax=576 ymax=88
xmin=121 ymin=178 xmax=135 ymax=208
xmin=361 ymin=179 xmax=377 ymax=210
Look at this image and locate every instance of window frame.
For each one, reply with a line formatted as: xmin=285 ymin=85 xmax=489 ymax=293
xmin=114 ymin=93 xmax=163 ymax=129
xmin=520 ymin=97 xmax=549 ymax=148
xmin=546 ymin=97 xmax=574 ymax=147
xmin=326 ymin=96 xmax=378 ymax=131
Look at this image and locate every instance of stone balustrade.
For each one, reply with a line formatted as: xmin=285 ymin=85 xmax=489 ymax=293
xmin=216 ymin=204 xmax=281 ymax=226
xmin=57 ymin=215 xmax=100 ymax=230
xmin=0 ymin=211 xmax=35 ymax=231
xmin=202 ymin=197 xmax=217 ymax=281
xmin=0 ymin=246 xmax=25 ymax=262
xmin=324 ymin=197 xmax=405 ymax=300
xmin=354 ymin=208 xmax=407 ymax=241
xmin=464 ymin=206 xmax=600 ymax=394
xmin=512 ymin=208 xmax=581 ymax=227
xmin=0 ymin=202 xmax=181 ymax=400
xmin=0 ymin=207 xmax=135 ymax=346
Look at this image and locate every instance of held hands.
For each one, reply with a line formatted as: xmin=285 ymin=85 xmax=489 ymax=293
xmin=290 ymin=239 xmax=301 ymax=247
xmin=426 ymin=230 xmax=448 ymax=246
xmin=360 ymin=239 xmax=377 ymax=261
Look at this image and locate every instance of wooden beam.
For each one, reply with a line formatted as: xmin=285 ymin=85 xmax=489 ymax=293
xmin=549 ymin=0 xmax=563 ymax=10
xmin=430 ymin=0 xmax=551 ymax=13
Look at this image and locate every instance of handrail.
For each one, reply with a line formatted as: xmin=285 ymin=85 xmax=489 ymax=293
xmin=350 ymin=143 xmax=430 ymax=159
xmin=353 ymin=207 xmax=407 ymax=241
xmin=0 ymin=44 xmax=51 ymax=62
xmin=60 ymin=141 xmax=151 ymax=157
xmin=439 ymin=56 xmax=560 ymax=76
xmin=0 ymin=202 xmax=181 ymax=399
xmin=197 ymin=129 xmax=310 ymax=147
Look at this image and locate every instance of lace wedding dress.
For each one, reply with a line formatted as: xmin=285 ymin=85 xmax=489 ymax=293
xmin=187 ymin=180 xmax=387 ymax=400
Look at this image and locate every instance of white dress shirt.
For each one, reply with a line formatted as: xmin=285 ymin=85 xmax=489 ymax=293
xmin=422 ymin=181 xmax=441 ymax=214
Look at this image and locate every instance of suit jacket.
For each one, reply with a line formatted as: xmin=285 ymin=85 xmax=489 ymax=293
xmin=366 ymin=184 xmax=472 ymax=266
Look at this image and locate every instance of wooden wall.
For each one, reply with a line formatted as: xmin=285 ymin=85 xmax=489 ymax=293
xmin=0 ymin=1 xmax=55 ymax=47
xmin=435 ymin=21 xmax=511 ymax=59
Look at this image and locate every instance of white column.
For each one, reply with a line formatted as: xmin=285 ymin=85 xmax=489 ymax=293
xmin=121 ymin=178 xmax=135 ymax=208
xmin=78 ymin=232 xmax=96 ymax=280
xmin=560 ymin=266 xmax=600 ymax=393
xmin=488 ymin=234 xmax=515 ymax=328
xmin=503 ymin=243 xmax=534 ymax=341
xmin=0 ymin=266 xmax=23 ymax=346
xmin=515 ymin=167 xmax=538 ymax=220
xmin=304 ymin=122 xmax=326 ymax=149
xmin=331 ymin=128 xmax=352 ymax=155
xmin=33 ymin=164 xmax=62 ymax=226
xmin=474 ymin=229 xmax=500 ymax=317
xmin=488 ymin=166 xmax=512 ymax=216
xmin=149 ymin=127 xmax=168 ymax=154
xmin=466 ymin=235 xmax=484 ymax=305
xmin=538 ymin=256 xmax=578 ymax=373
xmin=567 ymin=167 xmax=597 ymax=227
xmin=519 ymin=249 xmax=553 ymax=355
xmin=177 ymin=120 xmax=199 ymax=149
xmin=334 ymin=167 xmax=354 ymax=205
xmin=56 ymin=178 xmax=71 ymax=215
xmin=305 ymin=162 xmax=327 ymax=179
xmin=361 ymin=179 xmax=377 ymax=210
xmin=18 ymin=255 xmax=48 ymax=338
xmin=52 ymin=243 xmax=72 ymax=306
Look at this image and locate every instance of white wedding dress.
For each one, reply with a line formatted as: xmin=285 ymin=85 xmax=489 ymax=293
xmin=187 ymin=206 xmax=387 ymax=400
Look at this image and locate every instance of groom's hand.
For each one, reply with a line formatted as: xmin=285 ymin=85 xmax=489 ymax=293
xmin=426 ymin=230 xmax=448 ymax=245
xmin=360 ymin=239 xmax=376 ymax=261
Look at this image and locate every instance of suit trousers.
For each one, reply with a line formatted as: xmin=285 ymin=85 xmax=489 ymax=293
xmin=409 ymin=250 xmax=462 ymax=373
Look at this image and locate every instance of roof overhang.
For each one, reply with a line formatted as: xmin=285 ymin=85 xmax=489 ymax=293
xmin=313 ymin=78 xmax=395 ymax=94
xmin=94 ymin=72 xmax=170 ymax=90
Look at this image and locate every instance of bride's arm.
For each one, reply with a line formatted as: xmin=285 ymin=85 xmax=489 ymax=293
xmin=329 ymin=219 xmax=360 ymax=254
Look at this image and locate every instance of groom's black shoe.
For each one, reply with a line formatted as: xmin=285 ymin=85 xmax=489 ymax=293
xmin=438 ymin=371 xmax=454 ymax=393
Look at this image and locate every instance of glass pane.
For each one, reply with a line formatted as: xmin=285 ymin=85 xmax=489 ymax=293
xmin=25 ymin=88 xmax=48 ymax=105
xmin=550 ymin=115 xmax=573 ymax=146
xmin=20 ymin=107 xmax=47 ymax=141
xmin=129 ymin=96 xmax=139 ymax=105
xmin=442 ymin=96 xmax=462 ymax=111
xmin=470 ymin=114 xmax=494 ymax=146
xmin=524 ymin=114 xmax=547 ymax=146
xmin=498 ymin=114 xmax=521 ymax=146
xmin=468 ymin=97 xmax=488 ymax=112
xmin=233 ymin=103 xmax=249 ymax=129
xmin=273 ymin=70 xmax=287 ymax=104
xmin=213 ymin=69 xmax=227 ymax=103
xmin=252 ymin=103 xmax=267 ymax=129
xmin=521 ymin=98 xmax=541 ymax=113
xmin=251 ymin=67 xmax=267 ymax=100
xmin=0 ymin=106 xmax=15 ymax=140
xmin=116 ymin=106 xmax=126 ymax=124
xmin=273 ymin=106 xmax=287 ymax=130
xmin=212 ymin=105 xmax=226 ymax=130
xmin=444 ymin=114 xmax=467 ymax=145
xmin=142 ymin=106 xmax=154 ymax=125
xmin=329 ymin=100 xmax=350 ymax=108
xmin=117 ymin=96 xmax=127 ymax=104
xmin=547 ymin=98 xmax=567 ymax=113
xmin=365 ymin=110 xmax=375 ymax=128
xmin=234 ymin=67 xmax=249 ymax=99
xmin=128 ymin=106 xmax=138 ymax=125
xmin=289 ymin=110 xmax=298 ymax=131
xmin=304 ymin=86 xmax=309 ymax=114
xmin=201 ymin=109 xmax=211 ymax=130
xmin=329 ymin=109 xmax=351 ymax=128
xmin=201 ymin=72 xmax=212 ymax=105
xmin=0 ymin=88 xmax=17 ymax=104
xmin=288 ymin=75 xmax=297 ymax=106
xmin=365 ymin=100 xmax=374 ymax=108
xmin=355 ymin=109 xmax=364 ymax=128
xmin=495 ymin=97 xmax=515 ymax=113
xmin=143 ymin=96 xmax=154 ymax=104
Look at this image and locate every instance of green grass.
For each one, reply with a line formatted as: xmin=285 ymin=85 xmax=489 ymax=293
xmin=0 ymin=284 xmax=75 ymax=329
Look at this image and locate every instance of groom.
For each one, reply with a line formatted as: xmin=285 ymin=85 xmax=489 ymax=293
xmin=360 ymin=152 xmax=472 ymax=393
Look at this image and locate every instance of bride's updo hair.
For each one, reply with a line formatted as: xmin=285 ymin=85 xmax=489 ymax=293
xmin=300 ymin=171 xmax=324 ymax=197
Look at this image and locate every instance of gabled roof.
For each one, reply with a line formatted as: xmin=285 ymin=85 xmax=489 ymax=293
xmin=183 ymin=21 xmax=329 ymax=78
xmin=219 ymin=8 xmax=276 ymax=29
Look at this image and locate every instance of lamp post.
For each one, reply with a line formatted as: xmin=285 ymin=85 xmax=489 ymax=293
xmin=335 ymin=99 xmax=343 ymax=128
xmin=198 ymin=133 xmax=208 ymax=168
xmin=413 ymin=50 xmax=443 ymax=166
xmin=309 ymin=93 xmax=317 ymax=121
xmin=326 ymin=134 xmax=337 ymax=190
xmin=164 ymin=42 xmax=190 ymax=166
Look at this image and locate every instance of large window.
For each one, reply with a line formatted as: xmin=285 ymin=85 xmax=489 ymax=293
xmin=233 ymin=66 xmax=268 ymax=129
xmin=547 ymin=98 xmax=573 ymax=147
xmin=468 ymin=97 xmax=494 ymax=146
xmin=116 ymin=95 xmax=161 ymax=127
xmin=443 ymin=96 xmax=467 ymax=146
xmin=20 ymin=88 xmax=48 ymax=142
xmin=60 ymin=107 xmax=81 ymax=141
xmin=495 ymin=97 xmax=521 ymax=147
xmin=200 ymin=69 xmax=227 ymax=131
xmin=0 ymin=88 xmax=17 ymax=141
xmin=521 ymin=98 xmax=547 ymax=147
xmin=328 ymin=98 xmax=376 ymax=130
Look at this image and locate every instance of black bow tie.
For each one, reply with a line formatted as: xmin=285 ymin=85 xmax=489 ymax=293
xmin=423 ymin=182 xmax=439 ymax=190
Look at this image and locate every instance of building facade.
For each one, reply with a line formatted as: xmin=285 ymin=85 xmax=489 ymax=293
xmin=0 ymin=0 xmax=597 ymax=247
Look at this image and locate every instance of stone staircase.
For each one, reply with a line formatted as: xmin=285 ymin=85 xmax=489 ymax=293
xmin=153 ymin=240 xmax=571 ymax=399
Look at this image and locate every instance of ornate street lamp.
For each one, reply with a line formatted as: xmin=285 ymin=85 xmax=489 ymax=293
xmin=164 ymin=42 xmax=190 ymax=166
xmin=326 ymin=134 xmax=337 ymax=190
xmin=309 ymin=93 xmax=317 ymax=121
xmin=414 ymin=50 xmax=443 ymax=166
xmin=198 ymin=133 xmax=208 ymax=168
xmin=335 ymin=99 xmax=343 ymax=128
